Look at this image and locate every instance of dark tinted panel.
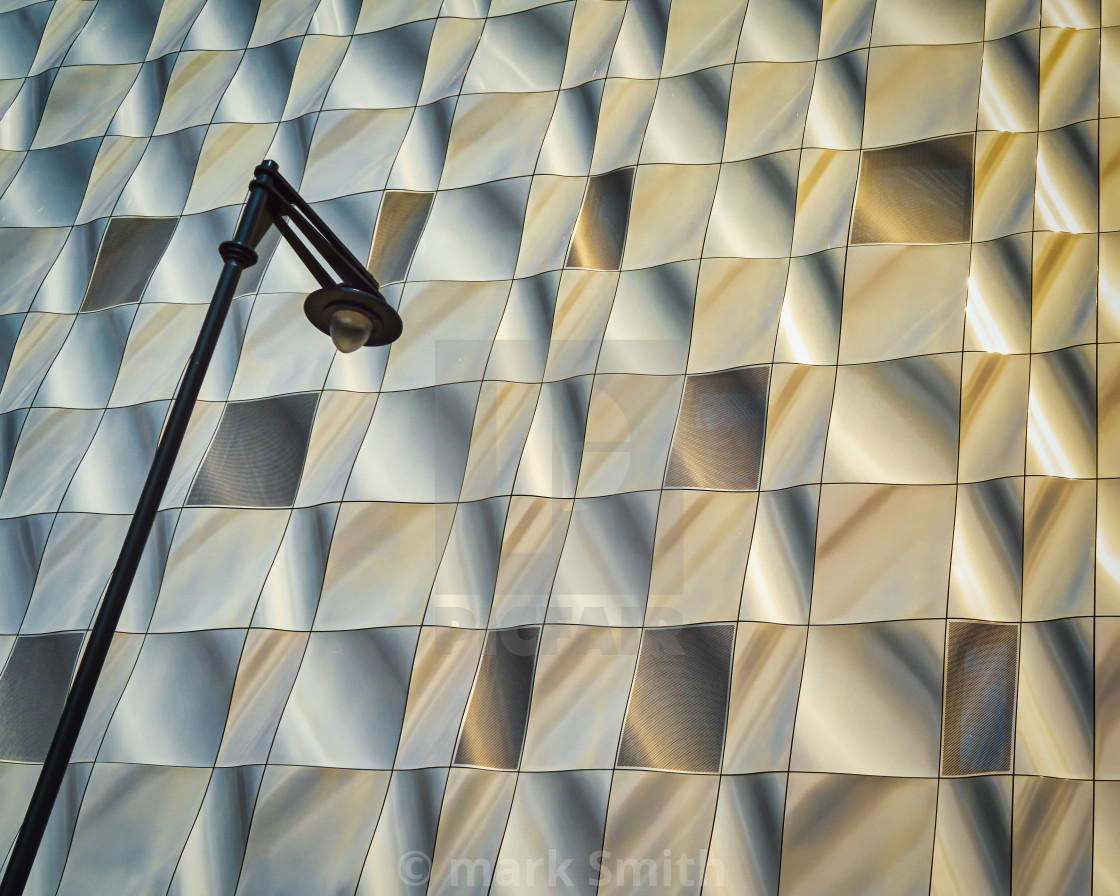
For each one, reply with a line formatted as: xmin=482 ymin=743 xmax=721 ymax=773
xmin=617 ymin=624 xmax=735 ymax=773
xmin=665 ymin=366 xmax=770 ymax=491
xmin=81 ymin=216 xmax=178 ymax=311
xmin=368 ymin=190 xmax=434 ymax=285
xmin=566 ymin=167 xmax=635 ymax=271
xmin=187 ymin=392 xmax=318 ymax=508
xmin=851 ymin=134 xmax=974 ymax=244
xmin=942 ymin=620 xmax=1018 ymax=776
xmin=454 ymin=626 xmax=540 ymax=770
xmin=0 ymin=633 xmax=84 ymax=761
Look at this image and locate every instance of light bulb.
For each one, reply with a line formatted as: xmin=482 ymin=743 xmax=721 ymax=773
xmin=329 ymin=308 xmax=373 ymax=353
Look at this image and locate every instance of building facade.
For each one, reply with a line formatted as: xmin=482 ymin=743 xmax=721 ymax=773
xmin=0 ymin=0 xmax=1116 ymax=892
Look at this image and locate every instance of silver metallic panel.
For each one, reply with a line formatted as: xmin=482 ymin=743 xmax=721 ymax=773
xmin=548 ymin=490 xmax=658 ymax=628
xmin=1016 ymin=618 xmax=1094 ymax=779
xmin=426 ymin=768 xmax=516 ymax=896
xmin=780 ymin=773 xmax=937 ymax=896
xmin=61 ymin=400 xmax=168 ymax=514
xmin=646 ymin=490 xmax=755 ymax=626
xmin=151 ymin=508 xmax=289 ymax=631
xmin=597 ymin=770 xmax=718 ymax=896
xmin=1012 ymin=777 xmax=1092 ymax=896
xmin=741 ymin=485 xmax=818 ymax=623
xmin=395 ymin=627 xmax=484 ymax=769
xmin=578 ymin=374 xmax=682 ymax=497
xmin=217 ymin=630 xmax=307 ymax=767
xmin=839 ymin=244 xmax=968 ymax=364
xmin=427 ymin=496 xmax=507 ymax=627
xmin=316 ymin=501 xmax=455 ymax=628
xmin=55 ymin=765 xmax=209 ymax=896
xmin=345 ymin=381 xmax=480 ymax=503
xmin=235 ymin=766 xmax=389 ymax=896
xmin=34 ymin=305 xmax=132 ymax=409
xmin=1023 ymin=477 xmax=1095 ymax=620
xmin=811 ymin=483 xmax=954 ymax=623
xmin=596 ymin=260 xmax=692 ymax=373
xmin=356 ymin=767 xmax=448 ymax=896
xmin=949 ymin=478 xmax=1024 ymax=621
xmin=863 ymin=45 xmax=981 ymax=148
xmin=99 ymin=629 xmax=243 ymax=766
xmin=792 ymin=621 xmax=944 ymax=776
xmin=723 ymin=622 xmax=805 ymax=773
xmin=705 ymin=773 xmax=785 ymax=896
xmin=23 ymin=512 xmax=129 ymax=634
xmin=168 ymin=765 xmax=263 ymax=896
xmin=490 ymin=496 xmax=572 ymax=627
xmin=0 ymin=512 xmax=51 ymax=632
xmin=690 ymin=258 xmax=785 ymax=374
xmin=271 ymin=626 xmax=415 ymax=768
xmin=824 ymin=354 xmax=961 ymax=485
xmin=253 ymin=502 xmax=337 ymax=630
xmin=521 ymin=624 xmax=639 ymax=771
xmin=930 ymin=775 xmax=1012 ymax=896
xmin=492 ymin=769 xmax=609 ymax=896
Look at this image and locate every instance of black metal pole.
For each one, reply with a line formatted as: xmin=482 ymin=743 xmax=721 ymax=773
xmin=0 ymin=164 xmax=277 ymax=895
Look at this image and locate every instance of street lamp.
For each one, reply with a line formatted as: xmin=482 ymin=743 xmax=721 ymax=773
xmin=0 ymin=160 xmax=403 ymax=895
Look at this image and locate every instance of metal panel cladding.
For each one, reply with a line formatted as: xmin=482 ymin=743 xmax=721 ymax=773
xmin=0 ymin=0 xmax=1114 ymax=893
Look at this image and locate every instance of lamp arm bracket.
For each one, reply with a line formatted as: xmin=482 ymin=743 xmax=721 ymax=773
xmin=247 ymin=164 xmax=382 ymax=295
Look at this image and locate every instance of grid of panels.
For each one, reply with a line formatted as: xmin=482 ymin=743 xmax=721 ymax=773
xmin=0 ymin=0 xmax=1116 ymax=893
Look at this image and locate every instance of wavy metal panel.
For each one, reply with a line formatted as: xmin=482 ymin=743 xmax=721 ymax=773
xmin=0 ymin=0 xmax=1112 ymax=890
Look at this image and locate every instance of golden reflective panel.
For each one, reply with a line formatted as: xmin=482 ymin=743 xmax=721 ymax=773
xmin=0 ymin=0 xmax=1115 ymax=891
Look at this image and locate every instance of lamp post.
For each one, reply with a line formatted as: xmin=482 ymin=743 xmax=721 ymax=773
xmin=0 ymin=160 xmax=403 ymax=895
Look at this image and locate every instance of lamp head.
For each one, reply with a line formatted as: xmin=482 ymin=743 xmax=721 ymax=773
xmin=304 ymin=284 xmax=403 ymax=352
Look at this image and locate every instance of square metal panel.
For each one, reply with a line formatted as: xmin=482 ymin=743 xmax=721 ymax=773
xmin=566 ymin=167 xmax=634 ymax=271
xmin=0 ymin=633 xmax=83 ymax=761
xmin=186 ymin=392 xmax=318 ymax=508
xmin=617 ymin=623 xmax=735 ymax=773
xmin=664 ymin=366 xmax=770 ymax=491
xmin=454 ymin=626 xmax=540 ymax=770
xmin=851 ymin=134 xmax=974 ymax=244
xmin=80 ymin=217 xmax=178 ymax=312
xmin=368 ymin=190 xmax=433 ymax=285
xmin=942 ymin=620 xmax=1018 ymax=776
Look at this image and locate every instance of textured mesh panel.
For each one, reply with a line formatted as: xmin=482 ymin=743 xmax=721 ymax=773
xmin=454 ymin=626 xmax=540 ymax=770
xmin=186 ymin=393 xmax=318 ymax=508
xmin=617 ymin=624 xmax=734 ymax=773
xmin=368 ymin=190 xmax=434 ymax=284
xmin=850 ymin=134 xmax=974 ymax=245
xmin=566 ymin=167 xmax=635 ymax=271
xmin=941 ymin=621 xmax=1018 ymax=776
xmin=0 ymin=633 xmax=83 ymax=761
xmin=80 ymin=217 xmax=178 ymax=312
xmin=664 ymin=366 xmax=770 ymax=491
